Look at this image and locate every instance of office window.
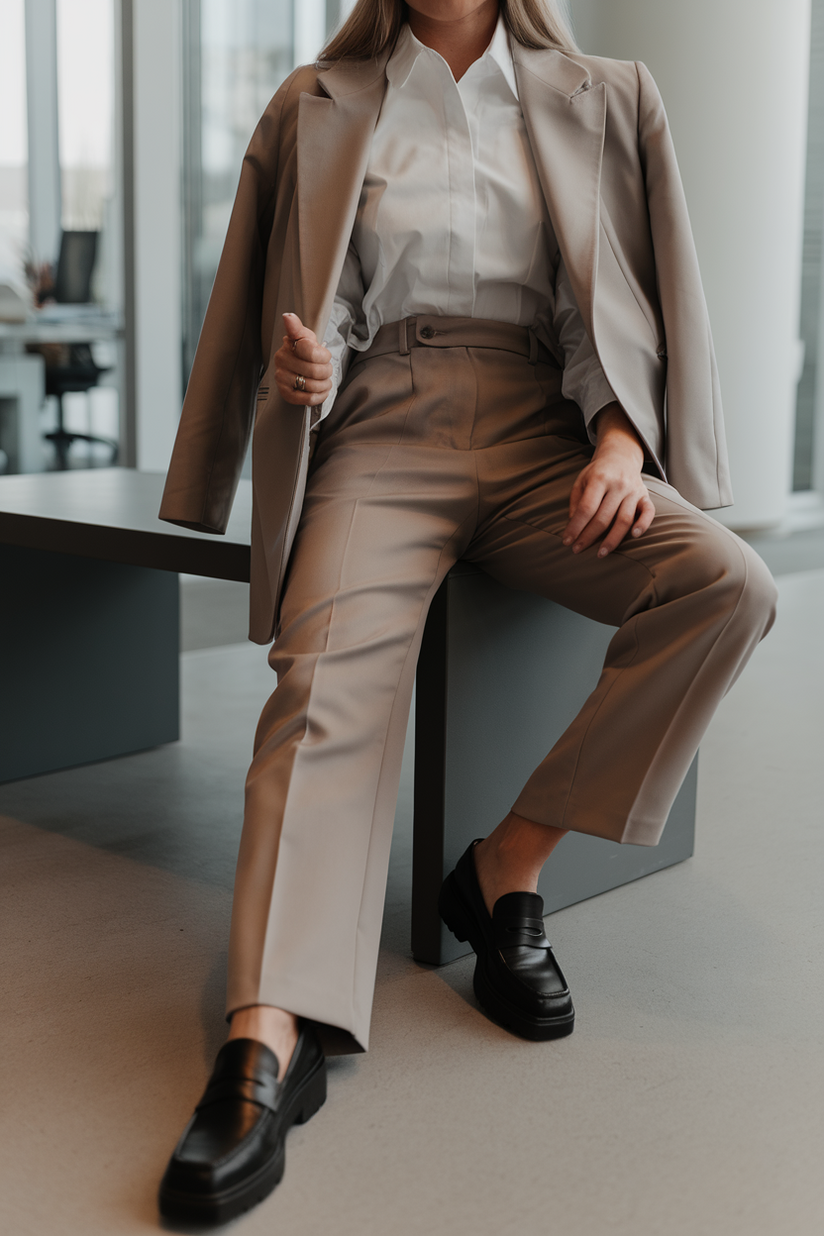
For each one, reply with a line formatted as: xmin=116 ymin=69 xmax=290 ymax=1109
xmin=181 ymin=0 xmax=340 ymax=384
xmin=0 ymin=0 xmax=29 ymax=291
xmin=56 ymin=0 xmax=115 ymax=233
xmin=182 ymin=0 xmax=292 ymax=382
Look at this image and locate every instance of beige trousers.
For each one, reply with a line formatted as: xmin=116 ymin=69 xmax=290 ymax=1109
xmin=227 ymin=316 xmax=777 ymax=1049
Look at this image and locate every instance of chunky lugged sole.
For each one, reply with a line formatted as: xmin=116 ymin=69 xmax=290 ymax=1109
xmin=158 ymin=1056 xmax=327 ymax=1226
xmin=439 ymin=871 xmax=575 ymax=1042
xmin=438 ymin=872 xmax=477 ymax=948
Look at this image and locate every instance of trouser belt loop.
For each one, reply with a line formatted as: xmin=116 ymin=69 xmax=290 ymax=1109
xmin=399 ymin=317 xmax=412 ymax=356
xmin=527 ymin=326 xmax=539 ymax=365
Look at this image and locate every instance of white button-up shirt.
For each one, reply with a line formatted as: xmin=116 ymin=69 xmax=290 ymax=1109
xmin=320 ymin=16 xmax=615 ymax=428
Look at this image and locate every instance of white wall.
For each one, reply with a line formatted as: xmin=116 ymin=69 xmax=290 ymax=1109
xmin=132 ymin=0 xmax=182 ymax=473
xmin=568 ymin=0 xmax=812 ymax=529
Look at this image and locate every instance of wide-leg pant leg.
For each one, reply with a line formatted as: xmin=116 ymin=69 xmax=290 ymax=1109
xmin=226 ymin=352 xmax=482 ymax=1049
xmin=467 ymin=426 xmax=779 ymax=845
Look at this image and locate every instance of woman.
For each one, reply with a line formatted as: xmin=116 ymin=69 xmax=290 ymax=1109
xmin=158 ymin=0 xmax=777 ymax=1223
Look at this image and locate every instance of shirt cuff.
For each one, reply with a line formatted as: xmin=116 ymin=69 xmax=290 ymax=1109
xmin=561 ymin=363 xmax=618 ymax=443
xmin=317 ymin=363 xmax=341 ymax=423
xmin=316 ymin=348 xmax=351 ymax=423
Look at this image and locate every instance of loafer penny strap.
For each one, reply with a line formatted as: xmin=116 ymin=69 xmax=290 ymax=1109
xmin=197 ymin=1073 xmax=280 ymax=1114
xmin=493 ymin=891 xmax=551 ymax=950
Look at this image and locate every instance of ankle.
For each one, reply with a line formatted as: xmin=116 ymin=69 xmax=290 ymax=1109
xmin=473 ymin=814 xmax=569 ymax=915
xmin=482 ymin=813 xmax=568 ymax=864
xmin=227 ymin=1006 xmax=300 ymax=1079
xmin=473 ymin=837 xmax=538 ymax=915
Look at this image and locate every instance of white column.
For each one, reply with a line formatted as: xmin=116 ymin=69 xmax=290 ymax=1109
xmin=568 ymin=0 xmax=811 ymax=530
xmin=131 ymin=0 xmax=182 ymax=472
xmin=814 ymin=201 xmax=824 ymax=495
xmin=25 ymin=0 xmax=62 ymax=262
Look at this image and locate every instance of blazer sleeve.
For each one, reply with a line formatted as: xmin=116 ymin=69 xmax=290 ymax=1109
xmin=554 ymin=253 xmax=618 ymax=434
xmin=158 ymin=81 xmax=290 ymax=534
xmin=316 ymin=239 xmax=364 ymax=422
xmin=636 ymin=60 xmax=733 ymax=508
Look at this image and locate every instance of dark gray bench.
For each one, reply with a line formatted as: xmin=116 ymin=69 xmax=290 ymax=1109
xmin=0 ymin=468 xmax=696 ymax=966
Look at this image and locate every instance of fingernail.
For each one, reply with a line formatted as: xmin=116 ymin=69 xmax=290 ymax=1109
xmin=598 ymin=548 xmax=608 ymax=558
xmin=632 ymin=528 xmax=642 ymax=537
xmin=572 ymin=545 xmax=581 ymax=554
xmin=563 ymin=537 xmax=572 ymax=546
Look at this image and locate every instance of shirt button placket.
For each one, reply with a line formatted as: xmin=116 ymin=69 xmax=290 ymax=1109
xmin=443 ymin=81 xmax=475 ymax=316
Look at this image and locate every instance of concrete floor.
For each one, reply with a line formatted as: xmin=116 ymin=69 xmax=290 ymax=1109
xmin=1 ymin=567 xmax=823 ymax=1235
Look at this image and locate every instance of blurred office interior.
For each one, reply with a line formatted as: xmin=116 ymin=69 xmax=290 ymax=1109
xmin=0 ymin=0 xmax=340 ymax=477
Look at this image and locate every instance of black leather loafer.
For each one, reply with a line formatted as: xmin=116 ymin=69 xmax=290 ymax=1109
xmin=158 ymin=1023 xmax=326 ymax=1225
xmin=439 ymin=840 xmax=575 ymax=1040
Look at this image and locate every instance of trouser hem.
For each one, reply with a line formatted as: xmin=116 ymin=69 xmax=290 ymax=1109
xmin=511 ymin=792 xmax=665 ymax=848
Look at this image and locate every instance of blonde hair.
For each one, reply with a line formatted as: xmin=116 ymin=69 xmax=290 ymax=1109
xmin=321 ymin=1 xmax=579 ymax=62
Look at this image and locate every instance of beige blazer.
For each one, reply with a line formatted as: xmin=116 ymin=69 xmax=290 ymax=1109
xmin=159 ymin=43 xmax=732 ymax=645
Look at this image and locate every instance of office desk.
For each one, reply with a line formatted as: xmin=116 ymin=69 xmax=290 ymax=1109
xmin=0 ymin=308 xmax=123 ymax=350
xmin=0 ymin=309 xmax=123 ymax=473
xmin=0 ymin=469 xmax=696 ymax=965
xmin=0 ymin=351 xmax=44 ymax=473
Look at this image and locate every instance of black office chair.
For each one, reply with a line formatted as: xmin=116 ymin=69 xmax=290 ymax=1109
xmin=53 ymin=229 xmax=98 ymax=304
xmin=41 ymin=231 xmax=118 ymax=470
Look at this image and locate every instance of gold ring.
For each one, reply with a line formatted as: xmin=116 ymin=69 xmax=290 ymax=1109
xmin=294 ymin=374 xmax=306 ymax=392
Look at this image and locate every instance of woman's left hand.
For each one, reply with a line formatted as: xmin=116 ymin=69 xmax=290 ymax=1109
xmin=562 ymin=403 xmax=656 ymax=558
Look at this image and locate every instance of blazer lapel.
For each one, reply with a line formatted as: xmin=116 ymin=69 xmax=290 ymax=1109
xmin=512 ymin=46 xmax=606 ymax=341
xmin=295 ymin=56 xmax=389 ymax=340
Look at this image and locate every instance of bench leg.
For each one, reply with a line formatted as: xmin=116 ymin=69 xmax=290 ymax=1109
xmin=412 ymin=567 xmax=697 ymax=965
xmin=0 ymin=545 xmax=179 ymax=783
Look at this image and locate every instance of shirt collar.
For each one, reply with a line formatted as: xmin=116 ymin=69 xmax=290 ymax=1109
xmin=386 ymin=13 xmax=520 ymax=101
xmin=486 ymin=12 xmax=519 ymax=100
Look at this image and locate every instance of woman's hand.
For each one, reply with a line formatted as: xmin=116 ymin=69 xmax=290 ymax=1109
xmin=274 ymin=312 xmax=333 ymax=407
xmin=563 ymin=403 xmax=655 ymax=558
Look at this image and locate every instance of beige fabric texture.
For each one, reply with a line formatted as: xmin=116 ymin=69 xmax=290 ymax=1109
xmin=159 ymin=44 xmax=731 ymax=645
xmin=226 ymin=323 xmax=776 ymax=1050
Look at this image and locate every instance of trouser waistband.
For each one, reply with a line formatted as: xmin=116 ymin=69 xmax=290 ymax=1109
xmin=356 ymin=315 xmax=559 ymax=366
